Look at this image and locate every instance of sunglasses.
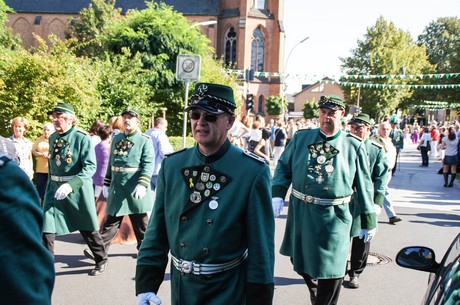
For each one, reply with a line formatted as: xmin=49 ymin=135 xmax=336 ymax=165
xmin=189 ymin=111 xmax=222 ymax=122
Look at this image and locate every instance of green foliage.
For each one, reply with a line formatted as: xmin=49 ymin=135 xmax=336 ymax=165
xmin=266 ymin=95 xmax=284 ymax=115
xmin=0 ymin=36 xmax=100 ymax=139
xmin=303 ymin=100 xmax=318 ymax=119
xmin=416 ymin=17 xmax=460 ymax=104
xmin=0 ymin=0 xmax=21 ymax=50
xmin=340 ymin=17 xmax=434 ymax=117
xmin=66 ymin=0 xmax=121 ymax=57
xmin=169 ymin=136 xmax=196 ymax=151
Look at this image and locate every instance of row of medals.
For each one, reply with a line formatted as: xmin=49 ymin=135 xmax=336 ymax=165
xmin=308 ymin=142 xmax=337 ymax=184
xmin=53 ymin=139 xmax=72 ymax=166
xmin=185 ymin=166 xmax=227 ymax=210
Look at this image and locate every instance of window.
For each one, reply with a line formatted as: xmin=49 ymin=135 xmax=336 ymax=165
xmin=224 ymin=27 xmax=237 ymax=67
xmin=251 ymin=27 xmax=265 ymax=72
xmin=311 ymin=84 xmax=324 ymax=93
xmin=254 ymin=0 xmax=266 ymax=9
xmin=258 ymin=95 xmax=265 ymax=113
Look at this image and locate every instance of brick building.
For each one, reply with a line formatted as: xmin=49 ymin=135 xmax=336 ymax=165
xmin=5 ymin=0 xmax=285 ymax=117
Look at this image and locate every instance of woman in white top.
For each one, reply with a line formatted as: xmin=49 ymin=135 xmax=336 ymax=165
xmin=9 ymin=117 xmax=34 ymax=179
xmin=440 ymin=126 xmax=460 ymax=187
xmin=247 ymin=121 xmax=262 ymax=152
xmin=418 ymin=127 xmax=431 ymax=167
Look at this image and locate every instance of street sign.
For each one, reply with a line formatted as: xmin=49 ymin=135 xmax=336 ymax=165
xmin=176 ymin=54 xmax=201 ymax=81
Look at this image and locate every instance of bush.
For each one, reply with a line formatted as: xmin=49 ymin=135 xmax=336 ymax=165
xmin=169 ymin=136 xmax=195 ymax=151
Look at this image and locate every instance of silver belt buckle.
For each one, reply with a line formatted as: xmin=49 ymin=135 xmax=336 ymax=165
xmin=180 ymin=260 xmax=193 ymax=274
xmin=305 ymin=195 xmax=314 ymax=203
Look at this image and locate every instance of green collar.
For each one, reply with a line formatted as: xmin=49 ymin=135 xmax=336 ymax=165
xmin=194 ymin=139 xmax=231 ymax=164
xmin=319 ymin=129 xmax=341 ymax=141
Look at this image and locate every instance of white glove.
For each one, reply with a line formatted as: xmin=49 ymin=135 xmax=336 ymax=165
xmin=374 ymin=204 xmax=382 ymax=216
xmin=134 ymin=184 xmax=147 ymax=199
xmin=54 ymin=183 xmax=73 ymax=200
xmin=359 ymin=228 xmax=377 ymax=243
xmin=272 ymin=197 xmax=284 ymax=217
xmin=137 ymin=292 xmax=162 ymax=305
xmin=103 ymin=185 xmax=110 ymax=198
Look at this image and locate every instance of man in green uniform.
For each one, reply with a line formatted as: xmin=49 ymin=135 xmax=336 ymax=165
xmin=347 ymin=113 xmax=389 ymax=289
xmin=42 ymin=102 xmax=108 ymax=276
xmin=389 ymin=116 xmax=404 ymax=175
xmin=85 ymin=110 xmax=154 ymax=260
xmin=0 ymin=152 xmax=55 ymax=304
xmin=272 ymin=95 xmax=377 ymax=305
xmin=136 ymin=83 xmax=275 ymax=305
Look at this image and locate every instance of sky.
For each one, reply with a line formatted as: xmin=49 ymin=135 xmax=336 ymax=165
xmin=283 ymin=0 xmax=460 ymax=93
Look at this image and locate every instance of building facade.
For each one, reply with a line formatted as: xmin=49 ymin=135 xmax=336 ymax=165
xmin=5 ymin=0 xmax=285 ymax=118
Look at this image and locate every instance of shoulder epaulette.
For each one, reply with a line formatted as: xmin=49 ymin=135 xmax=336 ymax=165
xmin=347 ymin=133 xmax=363 ymax=141
xmin=76 ymin=128 xmax=89 ymax=135
xmin=0 ymin=153 xmax=11 ymax=167
xmin=243 ymin=150 xmax=268 ymax=164
xmin=371 ymin=141 xmax=384 ymax=149
xmin=141 ymin=133 xmax=150 ymax=139
xmin=165 ymin=148 xmax=187 ymax=158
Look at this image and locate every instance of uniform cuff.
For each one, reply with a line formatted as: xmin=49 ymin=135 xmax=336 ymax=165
xmin=246 ymin=282 xmax=274 ymax=305
xmin=135 ymin=265 xmax=165 ymax=295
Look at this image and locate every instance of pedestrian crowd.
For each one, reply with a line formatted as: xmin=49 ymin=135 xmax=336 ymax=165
xmin=1 ymin=86 xmax=460 ymax=305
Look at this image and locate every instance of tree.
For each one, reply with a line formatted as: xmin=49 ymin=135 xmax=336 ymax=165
xmin=0 ymin=0 xmax=21 ymax=50
xmin=303 ymin=100 xmax=318 ymax=119
xmin=416 ymin=17 xmax=460 ymax=105
xmin=266 ymin=95 xmax=284 ymax=116
xmin=340 ymin=17 xmax=434 ymax=117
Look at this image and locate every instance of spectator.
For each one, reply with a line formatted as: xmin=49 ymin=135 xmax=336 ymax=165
xmin=89 ymin=119 xmax=105 ymax=147
xmin=440 ymin=127 xmax=459 ymax=187
xmin=93 ymin=124 xmax=112 ymax=199
xmin=144 ymin=117 xmax=174 ymax=191
xmin=32 ymin=122 xmax=55 ymax=202
xmin=272 ymin=121 xmax=287 ymax=167
xmin=9 ymin=117 xmax=34 ymax=179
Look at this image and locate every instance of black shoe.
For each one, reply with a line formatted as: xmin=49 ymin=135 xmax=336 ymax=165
xmin=389 ymin=216 xmax=402 ymax=224
xmin=83 ymin=248 xmax=95 ymax=261
xmin=444 ymin=183 xmax=448 ymax=187
xmin=448 ymin=183 xmax=454 ymax=187
xmin=349 ymin=277 xmax=359 ymax=289
xmin=88 ymin=260 xmax=108 ymax=276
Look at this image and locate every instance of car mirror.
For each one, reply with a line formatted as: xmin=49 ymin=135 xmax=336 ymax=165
xmin=396 ymin=246 xmax=439 ymax=272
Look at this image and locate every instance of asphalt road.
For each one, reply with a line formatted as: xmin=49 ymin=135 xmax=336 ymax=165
xmin=51 ymin=141 xmax=460 ymax=305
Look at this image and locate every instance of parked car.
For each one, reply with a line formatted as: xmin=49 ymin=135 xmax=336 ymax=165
xmin=396 ymin=233 xmax=460 ymax=305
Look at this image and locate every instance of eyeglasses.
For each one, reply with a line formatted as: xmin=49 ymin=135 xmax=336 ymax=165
xmin=49 ymin=113 xmax=64 ymax=120
xmin=189 ymin=111 xmax=222 ymax=122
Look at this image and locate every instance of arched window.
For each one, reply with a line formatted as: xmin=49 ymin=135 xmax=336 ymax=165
xmin=224 ymin=27 xmax=237 ymax=67
xmin=251 ymin=27 xmax=265 ymax=72
xmin=254 ymin=0 xmax=266 ymax=9
xmin=258 ymin=95 xmax=265 ymax=114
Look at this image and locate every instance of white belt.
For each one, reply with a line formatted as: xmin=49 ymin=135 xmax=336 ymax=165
xmin=292 ymin=189 xmax=351 ymax=206
xmin=50 ymin=175 xmax=76 ymax=182
xmin=111 ymin=166 xmax=141 ymax=173
xmin=171 ymin=249 xmax=248 ymax=275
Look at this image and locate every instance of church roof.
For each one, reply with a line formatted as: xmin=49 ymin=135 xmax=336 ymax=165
xmin=4 ymin=0 xmax=219 ymax=15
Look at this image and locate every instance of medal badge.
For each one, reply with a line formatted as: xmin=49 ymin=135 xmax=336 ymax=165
xmin=182 ymin=165 xmax=231 ymax=207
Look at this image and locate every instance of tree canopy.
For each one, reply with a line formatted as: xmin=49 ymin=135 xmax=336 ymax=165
xmin=340 ymin=17 xmax=434 ymax=118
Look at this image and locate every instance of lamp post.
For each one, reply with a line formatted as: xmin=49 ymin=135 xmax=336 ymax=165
xmin=282 ymin=36 xmax=309 ymax=120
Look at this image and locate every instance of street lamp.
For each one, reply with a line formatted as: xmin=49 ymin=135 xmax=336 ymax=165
xmin=282 ymin=36 xmax=309 ymax=120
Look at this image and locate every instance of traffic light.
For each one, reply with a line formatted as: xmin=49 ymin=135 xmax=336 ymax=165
xmin=246 ymin=94 xmax=254 ymax=111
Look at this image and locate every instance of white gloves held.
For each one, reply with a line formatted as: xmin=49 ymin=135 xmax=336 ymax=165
xmin=134 ymin=184 xmax=147 ymax=199
xmin=359 ymin=228 xmax=377 ymax=243
xmin=54 ymin=183 xmax=73 ymax=200
xmin=103 ymin=185 xmax=110 ymax=198
xmin=374 ymin=204 xmax=382 ymax=216
xmin=272 ymin=197 xmax=284 ymax=217
xmin=137 ymin=292 xmax=162 ymax=305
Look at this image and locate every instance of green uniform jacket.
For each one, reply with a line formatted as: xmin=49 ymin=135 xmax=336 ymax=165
xmin=105 ymin=130 xmax=154 ymax=216
xmin=272 ymin=128 xmax=377 ymax=279
xmin=136 ymin=140 xmax=275 ymax=305
xmin=43 ymin=127 xmax=99 ymax=235
xmin=350 ymin=139 xmax=389 ymax=237
xmin=391 ymin=128 xmax=404 ymax=151
xmin=0 ymin=153 xmax=55 ymax=304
